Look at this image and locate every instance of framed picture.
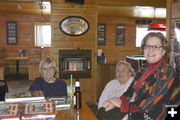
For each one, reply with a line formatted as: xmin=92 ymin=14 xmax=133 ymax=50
xmin=97 ymin=24 xmax=106 ymax=45
xmin=59 ymin=16 xmax=89 ymax=36
xmin=116 ymin=24 xmax=125 ymax=45
xmin=6 ymin=21 xmax=17 ymax=44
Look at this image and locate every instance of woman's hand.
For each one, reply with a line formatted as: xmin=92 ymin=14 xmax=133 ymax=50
xmin=102 ymin=97 xmax=122 ymax=111
xmin=109 ymin=97 xmax=122 ymax=107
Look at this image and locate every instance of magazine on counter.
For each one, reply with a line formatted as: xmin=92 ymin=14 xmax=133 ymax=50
xmin=0 ymin=102 xmax=21 ymax=120
xmin=47 ymin=97 xmax=71 ymax=109
xmin=21 ymin=101 xmax=56 ymax=120
xmin=5 ymin=91 xmax=45 ymax=103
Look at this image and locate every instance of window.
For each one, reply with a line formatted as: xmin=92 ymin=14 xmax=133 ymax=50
xmin=136 ymin=25 xmax=166 ymax=47
xmin=35 ymin=24 xmax=51 ymax=47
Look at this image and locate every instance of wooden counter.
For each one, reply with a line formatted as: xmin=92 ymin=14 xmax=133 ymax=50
xmin=56 ymin=103 xmax=97 ymax=120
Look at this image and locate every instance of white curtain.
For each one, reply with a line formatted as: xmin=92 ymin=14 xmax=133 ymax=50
xmin=35 ymin=24 xmax=51 ymax=47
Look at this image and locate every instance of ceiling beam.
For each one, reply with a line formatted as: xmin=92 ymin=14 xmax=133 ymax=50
xmin=97 ymin=0 xmax=166 ymax=8
xmin=0 ymin=0 xmax=51 ymax=3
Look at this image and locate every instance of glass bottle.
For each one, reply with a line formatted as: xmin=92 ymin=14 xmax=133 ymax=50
xmin=74 ymin=79 xmax=82 ymax=109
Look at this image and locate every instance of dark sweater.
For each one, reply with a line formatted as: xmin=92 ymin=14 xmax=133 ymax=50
xmin=29 ymin=77 xmax=67 ymax=97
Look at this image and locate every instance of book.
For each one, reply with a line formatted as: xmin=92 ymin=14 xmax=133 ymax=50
xmin=21 ymin=101 xmax=56 ymax=120
xmin=47 ymin=97 xmax=71 ymax=109
xmin=5 ymin=91 xmax=45 ymax=103
xmin=0 ymin=102 xmax=21 ymax=120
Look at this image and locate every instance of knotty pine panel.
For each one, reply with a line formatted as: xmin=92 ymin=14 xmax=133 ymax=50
xmin=97 ymin=17 xmax=165 ymax=64
xmin=0 ymin=14 xmax=51 ymax=76
xmin=172 ymin=2 xmax=180 ymax=19
xmin=51 ymin=0 xmax=97 ymax=102
xmin=0 ymin=48 xmax=5 ymax=67
xmin=97 ymin=22 xmax=141 ymax=64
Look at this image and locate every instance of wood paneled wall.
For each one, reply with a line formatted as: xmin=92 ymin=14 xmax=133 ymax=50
xmin=98 ymin=17 xmax=141 ymax=64
xmin=51 ymin=0 xmax=97 ymax=102
xmin=98 ymin=17 xmax=166 ymax=64
xmin=0 ymin=14 xmax=51 ymax=75
xmin=172 ymin=1 xmax=180 ymax=19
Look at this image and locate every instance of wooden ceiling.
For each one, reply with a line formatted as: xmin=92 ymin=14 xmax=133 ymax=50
xmin=0 ymin=0 xmax=166 ymax=19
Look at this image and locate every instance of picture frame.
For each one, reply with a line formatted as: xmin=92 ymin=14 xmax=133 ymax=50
xmin=6 ymin=21 xmax=17 ymax=44
xmin=116 ymin=24 xmax=125 ymax=45
xmin=59 ymin=16 xmax=89 ymax=36
xmin=97 ymin=24 xmax=106 ymax=45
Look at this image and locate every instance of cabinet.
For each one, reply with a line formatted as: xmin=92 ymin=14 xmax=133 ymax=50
xmin=96 ymin=63 xmax=115 ymax=101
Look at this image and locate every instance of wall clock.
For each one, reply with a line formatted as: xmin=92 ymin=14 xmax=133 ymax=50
xmin=59 ymin=16 xmax=89 ymax=36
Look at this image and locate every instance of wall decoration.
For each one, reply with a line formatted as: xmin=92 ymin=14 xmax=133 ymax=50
xmin=97 ymin=24 xmax=106 ymax=45
xmin=59 ymin=16 xmax=89 ymax=36
xmin=6 ymin=21 xmax=17 ymax=44
xmin=116 ymin=24 xmax=125 ymax=45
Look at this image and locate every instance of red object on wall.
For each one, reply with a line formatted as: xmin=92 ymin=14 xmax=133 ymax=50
xmin=148 ymin=24 xmax=166 ymax=31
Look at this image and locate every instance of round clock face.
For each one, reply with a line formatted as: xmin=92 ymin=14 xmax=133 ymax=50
xmin=59 ymin=16 xmax=89 ymax=36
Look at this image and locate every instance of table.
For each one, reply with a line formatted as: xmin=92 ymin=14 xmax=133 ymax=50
xmin=56 ymin=103 xmax=97 ymax=120
xmin=6 ymin=56 xmax=29 ymax=77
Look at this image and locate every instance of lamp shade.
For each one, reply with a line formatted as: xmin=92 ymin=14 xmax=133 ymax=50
xmin=148 ymin=24 xmax=166 ymax=31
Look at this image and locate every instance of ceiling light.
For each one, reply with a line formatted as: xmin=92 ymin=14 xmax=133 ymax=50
xmin=134 ymin=6 xmax=166 ymax=18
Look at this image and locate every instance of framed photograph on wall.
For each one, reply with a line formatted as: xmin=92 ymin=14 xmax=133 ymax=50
xmin=116 ymin=24 xmax=125 ymax=45
xmin=6 ymin=21 xmax=17 ymax=44
xmin=59 ymin=16 xmax=89 ymax=36
xmin=97 ymin=24 xmax=106 ymax=45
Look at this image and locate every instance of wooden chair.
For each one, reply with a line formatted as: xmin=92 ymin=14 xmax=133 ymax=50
xmin=0 ymin=67 xmax=4 ymax=80
xmin=27 ymin=48 xmax=42 ymax=80
xmin=0 ymin=80 xmax=8 ymax=101
xmin=28 ymin=64 xmax=41 ymax=80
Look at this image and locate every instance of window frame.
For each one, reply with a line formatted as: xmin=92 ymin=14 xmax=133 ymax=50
xmin=34 ymin=23 xmax=51 ymax=47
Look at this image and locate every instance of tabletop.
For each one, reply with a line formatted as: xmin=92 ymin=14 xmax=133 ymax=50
xmin=56 ymin=103 xmax=97 ymax=120
xmin=5 ymin=56 xmax=29 ymax=60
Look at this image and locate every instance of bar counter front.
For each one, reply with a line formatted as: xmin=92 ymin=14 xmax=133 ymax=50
xmin=56 ymin=103 xmax=97 ymax=120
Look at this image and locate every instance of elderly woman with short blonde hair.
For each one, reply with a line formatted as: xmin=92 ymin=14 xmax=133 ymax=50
xmin=29 ymin=57 xmax=67 ymax=97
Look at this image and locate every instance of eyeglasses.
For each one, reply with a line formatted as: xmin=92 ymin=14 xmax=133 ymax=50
xmin=143 ymin=45 xmax=163 ymax=50
xmin=115 ymin=69 xmax=129 ymax=73
xmin=41 ymin=66 xmax=54 ymax=71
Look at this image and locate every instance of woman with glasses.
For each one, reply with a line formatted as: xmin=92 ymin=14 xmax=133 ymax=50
xmin=98 ymin=60 xmax=135 ymax=109
xmin=29 ymin=57 xmax=67 ymax=97
xmin=97 ymin=32 xmax=177 ymax=120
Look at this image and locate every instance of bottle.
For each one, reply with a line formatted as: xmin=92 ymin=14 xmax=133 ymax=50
xmin=74 ymin=79 xmax=82 ymax=109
